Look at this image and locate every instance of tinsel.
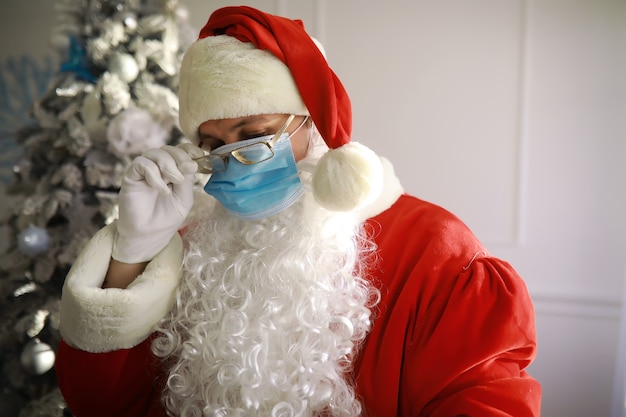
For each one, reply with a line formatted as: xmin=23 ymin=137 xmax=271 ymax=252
xmin=0 ymin=0 xmax=195 ymax=415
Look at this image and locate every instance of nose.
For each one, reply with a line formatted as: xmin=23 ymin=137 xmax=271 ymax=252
xmin=220 ymin=133 xmax=242 ymax=145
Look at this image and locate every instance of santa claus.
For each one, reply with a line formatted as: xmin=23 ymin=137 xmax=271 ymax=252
xmin=56 ymin=6 xmax=541 ymax=417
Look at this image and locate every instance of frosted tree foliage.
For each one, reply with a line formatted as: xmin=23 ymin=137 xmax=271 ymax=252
xmin=0 ymin=0 xmax=194 ymax=415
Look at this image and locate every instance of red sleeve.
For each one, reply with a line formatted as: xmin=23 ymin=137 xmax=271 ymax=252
xmin=56 ymin=337 xmax=166 ymax=417
xmin=405 ymin=258 xmax=541 ymax=416
xmin=355 ymin=194 xmax=541 ymax=416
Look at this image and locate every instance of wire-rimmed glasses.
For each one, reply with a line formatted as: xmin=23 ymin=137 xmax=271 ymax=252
xmin=194 ymin=115 xmax=296 ymax=174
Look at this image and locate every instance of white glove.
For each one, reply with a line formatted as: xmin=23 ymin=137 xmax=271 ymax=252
xmin=112 ymin=143 xmax=204 ymax=264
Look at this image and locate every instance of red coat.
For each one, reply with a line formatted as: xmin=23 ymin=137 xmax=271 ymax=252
xmin=56 ymin=194 xmax=541 ymax=416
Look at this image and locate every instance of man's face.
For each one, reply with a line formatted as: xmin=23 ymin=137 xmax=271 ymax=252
xmin=197 ymin=114 xmax=311 ymax=162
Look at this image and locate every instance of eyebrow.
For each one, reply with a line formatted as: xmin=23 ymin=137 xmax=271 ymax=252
xmin=198 ymin=116 xmax=273 ymax=140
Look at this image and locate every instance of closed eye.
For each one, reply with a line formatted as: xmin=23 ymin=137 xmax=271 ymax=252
xmin=240 ymin=130 xmax=272 ymax=141
xmin=199 ymin=138 xmax=225 ymax=152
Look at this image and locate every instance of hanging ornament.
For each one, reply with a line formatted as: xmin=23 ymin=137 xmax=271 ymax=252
xmin=109 ymin=52 xmax=139 ymax=83
xmin=17 ymin=226 xmax=50 ymax=256
xmin=116 ymin=10 xmax=138 ymax=32
xmin=60 ymin=37 xmax=98 ymax=83
xmin=20 ymin=338 xmax=56 ymax=375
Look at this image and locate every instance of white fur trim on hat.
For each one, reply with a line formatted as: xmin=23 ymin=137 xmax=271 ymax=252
xmin=59 ymin=222 xmax=183 ymax=353
xmin=312 ymin=142 xmax=384 ymax=212
xmin=178 ymin=35 xmax=309 ymax=144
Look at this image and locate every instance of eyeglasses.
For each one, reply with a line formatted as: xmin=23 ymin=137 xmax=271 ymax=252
xmin=194 ymin=115 xmax=296 ymax=174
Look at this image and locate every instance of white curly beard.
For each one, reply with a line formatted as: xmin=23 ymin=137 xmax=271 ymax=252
xmin=152 ymin=140 xmax=378 ymax=417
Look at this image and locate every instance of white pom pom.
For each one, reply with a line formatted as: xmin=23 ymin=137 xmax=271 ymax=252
xmin=312 ymin=142 xmax=383 ymax=212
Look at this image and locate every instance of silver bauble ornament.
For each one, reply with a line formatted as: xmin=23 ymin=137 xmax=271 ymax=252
xmin=109 ymin=52 xmax=139 ymax=83
xmin=20 ymin=338 xmax=56 ymax=375
xmin=17 ymin=226 xmax=50 ymax=256
xmin=117 ymin=11 xmax=138 ymax=32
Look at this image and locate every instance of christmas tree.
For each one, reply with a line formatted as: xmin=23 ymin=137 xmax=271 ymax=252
xmin=0 ymin=0 xmax=195 ymax=415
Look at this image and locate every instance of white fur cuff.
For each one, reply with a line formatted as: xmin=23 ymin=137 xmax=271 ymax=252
xmin=60 ymin=223 xmax=183 ymax=353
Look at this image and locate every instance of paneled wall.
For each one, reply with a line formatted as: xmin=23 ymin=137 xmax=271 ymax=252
xmin=1 ymin=1 xmax=624 ymax=416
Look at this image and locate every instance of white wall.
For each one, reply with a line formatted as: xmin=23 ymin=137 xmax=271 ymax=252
xmin=1 ymin=0 xmax=624 ymax=416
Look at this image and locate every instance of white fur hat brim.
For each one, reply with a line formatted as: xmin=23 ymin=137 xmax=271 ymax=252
xmin=178 ymin=35 xmax=309 ymax=144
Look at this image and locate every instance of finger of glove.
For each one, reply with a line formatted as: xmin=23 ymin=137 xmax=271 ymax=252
xmin=159 ymin=146 xmax=201 ymax=216
xmin=169 ymin=172 xmax=196 ymax=217
xmin=126 ymin=148 xmax=186 ymax=189
xmin=124 ymin=160 xmax=176 ymax=195
xmin=159 ymin=144 xmax=203 ymax=175
xmin=178 ymin=147 xmax=204 ymax=175
xmin=178 ymin=143 xmax=205 ymax=163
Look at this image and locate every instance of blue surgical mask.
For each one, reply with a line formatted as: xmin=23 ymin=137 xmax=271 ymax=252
xmin=203 ymin=133 xmax=304 ymax=220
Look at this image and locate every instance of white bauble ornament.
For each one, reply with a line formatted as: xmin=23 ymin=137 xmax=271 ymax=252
xmin=20 ymin=339 xmax=56 ymax=375
xmin=17 ymin=226 xmax=50 ymax=256
xmin=117 ymin=11 xmax=138 ymax=32
xmin=109 ymin=52 xmax=139 ymax=83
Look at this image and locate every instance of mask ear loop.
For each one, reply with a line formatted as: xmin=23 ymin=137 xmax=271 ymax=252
xmin=289 ymin=115 xmax=309 ymax=139
xmin=268 ymin=115 xmax=310 ymax=158
xmin=306 ymin=120 xmax=314 ymax=155
xmin=287 ymin=115 xmax=311 ymax=158
xmin=295 ymin=119 xmax=326 ymax=191
xmin=268 ymin=114 xmax=296 ymax=148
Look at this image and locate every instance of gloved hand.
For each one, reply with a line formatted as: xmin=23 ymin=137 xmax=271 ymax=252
xmin=112 ymin=143 xmax=204 ymax=264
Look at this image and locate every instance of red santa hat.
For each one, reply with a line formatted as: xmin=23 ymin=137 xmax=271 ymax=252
xmin=178 ymin=6 xmax=382 ymax=212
